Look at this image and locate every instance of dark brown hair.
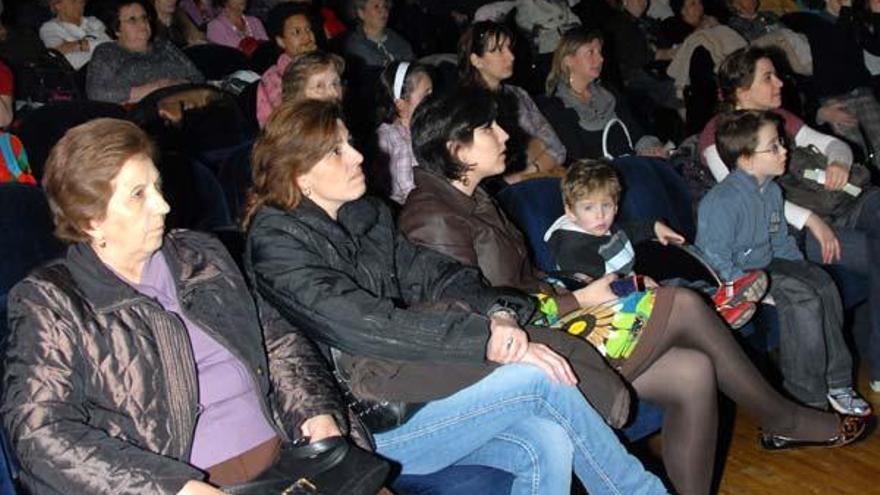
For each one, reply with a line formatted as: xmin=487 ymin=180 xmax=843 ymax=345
xmin=242 ymin=99 xmax=343 ymax=227
xmin=457 ymin=21 xmax=514 ymax=89
xmin=714 ymin=109 xmax=784 ymax=169
xmin=42 ymin=118 xmax=156 ymax=243
xmin=717 ymin=46 xmax=774 ymax=110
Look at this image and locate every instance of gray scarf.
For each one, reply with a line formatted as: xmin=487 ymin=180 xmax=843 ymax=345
xmin=556 ymin=81 xmax=617 ymax=132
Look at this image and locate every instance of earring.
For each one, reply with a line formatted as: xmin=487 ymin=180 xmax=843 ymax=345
xmin=98 ymin=238 xmax=107 ymax=248
xmin=303 ymin=186 xmax=312 ymax=197
xmin=460 ymin=176 xmax=470 ymax=187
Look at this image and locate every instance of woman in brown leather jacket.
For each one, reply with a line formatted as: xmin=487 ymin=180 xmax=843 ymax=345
xmin=398 ymin=89 xmax=867 ymax=495
xmin=0 ymin=119 xmax=379 ymax=495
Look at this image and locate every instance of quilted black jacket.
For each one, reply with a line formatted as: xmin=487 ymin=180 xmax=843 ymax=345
xmin=2 ymin=230 xmax=347 ymax=495
xmin=244 ymin=197 xmax=535 ymax=402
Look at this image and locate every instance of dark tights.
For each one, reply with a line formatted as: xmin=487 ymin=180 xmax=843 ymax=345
xmin=631 ymin=288 xmax=839 ymax=495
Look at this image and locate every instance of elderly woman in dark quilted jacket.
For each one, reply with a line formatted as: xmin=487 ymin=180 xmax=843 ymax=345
xmin=0 ymin=119 xmax=371 ymax=495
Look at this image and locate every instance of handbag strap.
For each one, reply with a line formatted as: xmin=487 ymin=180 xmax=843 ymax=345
xmin=286 ymin=436 xmax=349 ymax=461
xmin=602 ymin=118 xmax=633 ymax=160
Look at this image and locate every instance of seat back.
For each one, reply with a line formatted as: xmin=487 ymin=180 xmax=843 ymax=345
xmin=0 ymin=183 xmax=64 ymax=339
xmin=14 ymin=100 xmax=127 ymax=180
xmin=0 ymin=428 xmax=17 ymax=495
xmin=8 ymin=49 xmax=82 ymax=106
xmin=183 ymin=44 xmax=249 ymax=81
xmin=495 ymin=177 xmax=565 ymax=273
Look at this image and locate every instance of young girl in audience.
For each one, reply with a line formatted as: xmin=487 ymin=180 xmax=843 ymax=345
xmin=256 ymin=2 xmax=318 ymax=126
xmin=280 ymin=50 xmax=344 ymax=104
xmin=207 ymin=0 xmax=268 ymax=55
xmin=458 ymin=21 xmax=566 ymax=183
xmin=375 ymin=61 xmax=432 ymax=204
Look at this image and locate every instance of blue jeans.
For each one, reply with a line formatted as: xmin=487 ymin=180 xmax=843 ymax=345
xmin=804 ymin=188 xmax=880 ymax=382
xmin=374 ymin=364 xmax=668 ymax=495
xmin=393 ymin=465 xmax=514 ymax=495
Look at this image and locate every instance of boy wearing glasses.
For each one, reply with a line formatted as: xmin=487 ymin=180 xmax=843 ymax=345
xmin=696 ymin=110 xmax=869 ymax=416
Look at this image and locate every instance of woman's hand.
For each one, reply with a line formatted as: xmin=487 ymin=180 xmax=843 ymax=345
xmin=642 ymin=276 xmax=659 ymax=289
xmin=518 ymin=343 xmax=578 ymax=385
xmin=653 ymin=221 xmax=686 ymax=245
xmin=818 ymin=102 xmax=858 ymax=129
xmin=804 ymin=213 xmax=841 ymax=263
xmin=526 ymin=138 xmax=562 ymax=174
xmin=654 ymin=46 xmax=678 ymax=61
xmin=177 ymin=481 xmax=225 ymax=495
xmin=486 ymin=313 xmax=529 ymax=363
xmin=824 ymin=162 xmax=850 ymax=191
xmin=572 ymin=273 xmax=618 ymax=308
xmin=301 ymin=414 xmax=342 ymax=443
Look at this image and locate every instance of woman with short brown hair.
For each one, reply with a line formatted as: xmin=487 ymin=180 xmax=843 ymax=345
xmin=4 ymin=117 xmax=386 ymax=495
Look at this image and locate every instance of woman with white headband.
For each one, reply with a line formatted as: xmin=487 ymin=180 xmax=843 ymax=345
xmin=375 ymin=61 xmax=433 ymax=204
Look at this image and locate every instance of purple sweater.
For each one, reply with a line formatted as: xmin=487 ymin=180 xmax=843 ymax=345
xmin=130 ymin=251 xmax=276 ymax=469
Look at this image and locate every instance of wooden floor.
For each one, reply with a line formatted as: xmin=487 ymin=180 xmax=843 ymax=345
xmin=644 ymin=365 xmax=880 ymax=494
xmin=715 ymin=370 xmax=880 ymax=495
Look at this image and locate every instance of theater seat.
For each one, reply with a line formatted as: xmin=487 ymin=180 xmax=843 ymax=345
xmin=495 ymin=177 xmax=664 ymax=442
xmin=0 ymin=429 xmax=17 ymax=495
xmin=14 ymin=100 xmax=126 ymax=180
xmin=0 ymin=183 xmax=64 ymax=340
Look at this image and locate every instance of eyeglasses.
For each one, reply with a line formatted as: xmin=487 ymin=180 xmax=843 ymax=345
xmin=754 ymin=137 xmax=786 ymax=156
xmin=121 ymin=14 xmax=150 ymax=25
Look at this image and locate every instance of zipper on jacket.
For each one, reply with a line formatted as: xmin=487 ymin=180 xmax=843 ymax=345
xmin=149 ymin=308 xmax=201 ymax=461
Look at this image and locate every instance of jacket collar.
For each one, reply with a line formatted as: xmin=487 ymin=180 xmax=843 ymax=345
xmin=277 ymin=196 xmax=381 ymax=240
xmin=65 ymin=231 xmax=221 ymax=312
xmin=412 ymin=167 xmax=490 ymax=216
xmin=729 ymin=167 xmax=772 ymax=193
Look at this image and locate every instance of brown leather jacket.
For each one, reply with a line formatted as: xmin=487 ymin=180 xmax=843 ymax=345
xmin=399 ymin=168 xmax=578 ymax=316
xmin=2 ymin=230 xmax=349 ymax=495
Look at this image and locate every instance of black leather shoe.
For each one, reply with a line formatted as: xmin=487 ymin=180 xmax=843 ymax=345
xmin=759 ymin=415 xmax=868 ymax=451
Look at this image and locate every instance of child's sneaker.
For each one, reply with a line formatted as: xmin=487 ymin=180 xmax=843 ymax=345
xmin=713 ymin=270 xmax=769 ymax=308
xmin=718 ymin=301 xmax=757 ymax=329
xmin=827 ymin=387 xmax=872 ymax=416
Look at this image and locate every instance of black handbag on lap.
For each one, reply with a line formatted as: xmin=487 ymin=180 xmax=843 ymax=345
xmin=778 ymin=145 xmax=871 ymax=219
xmin=222 ymin=437 xmax=389 ymax=495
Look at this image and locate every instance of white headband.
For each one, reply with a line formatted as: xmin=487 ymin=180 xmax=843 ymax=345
xmin=392 ymin=62 xmax=411 ymax=100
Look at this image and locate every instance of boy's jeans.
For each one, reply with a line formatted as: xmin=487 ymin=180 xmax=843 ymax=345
xmin=767 ymin=258 xmax=853 ymax=406
xmin=375 ymin=363 xmax=668 ymax=495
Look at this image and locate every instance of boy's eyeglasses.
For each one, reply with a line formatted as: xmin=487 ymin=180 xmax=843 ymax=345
xmin=754 ymin=138 xmax=786 ymax=156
